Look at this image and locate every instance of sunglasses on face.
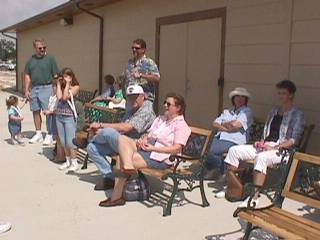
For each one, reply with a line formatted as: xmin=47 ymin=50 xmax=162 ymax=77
xmin=163 ymin=101 xmax=174 ymax=107
xmin=38 ymin=47 xmax=46 ymax=50
xmin=131 ymin=46 xmax=142 ymax=51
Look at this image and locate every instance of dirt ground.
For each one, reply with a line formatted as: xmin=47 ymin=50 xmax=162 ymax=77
xmin=0 ymin=70 xmax=16 ymax=90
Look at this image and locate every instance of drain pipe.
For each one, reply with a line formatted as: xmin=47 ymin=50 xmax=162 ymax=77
xmin=1 ymin=32 xmax=18 ymax=92
xmin=75 ymin=2 xmax=104 ymax=93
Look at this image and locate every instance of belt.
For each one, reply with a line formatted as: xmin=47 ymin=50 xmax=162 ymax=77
xmin=33 ymin=83 xmax=51 ymax=87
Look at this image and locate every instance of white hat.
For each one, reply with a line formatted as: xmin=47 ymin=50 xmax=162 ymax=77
xmin=126 ymin=85 xmax=144 ymax=95
xmin=229 ymin=87 xmax=251 ymax=99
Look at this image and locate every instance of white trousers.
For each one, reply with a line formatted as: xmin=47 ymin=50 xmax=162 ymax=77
xmin=224 ymin=143 xmax=287 ymax=174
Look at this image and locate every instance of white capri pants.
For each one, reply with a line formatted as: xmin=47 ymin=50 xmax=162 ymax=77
xmin=224 ymin=142 xmax=288 ymax=174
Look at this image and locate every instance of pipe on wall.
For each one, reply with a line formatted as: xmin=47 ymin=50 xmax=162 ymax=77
xmin=74 ymin=1 xmax=104 ymax=93
xmin=1 ymin=32 xmax=18 ymax=92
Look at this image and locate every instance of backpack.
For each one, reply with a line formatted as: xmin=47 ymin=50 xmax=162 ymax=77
xmin=123 ymin=172 xmax=150 ymax=201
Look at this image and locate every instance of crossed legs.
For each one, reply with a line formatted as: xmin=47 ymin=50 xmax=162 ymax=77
xmin=111 ymin=135 xmax=148 ymax=201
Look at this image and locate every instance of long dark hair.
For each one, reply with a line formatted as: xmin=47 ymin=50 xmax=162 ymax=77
xmin=58 ymin=67 xmax=79 ymax=90
xmin=166 ymin=93 xmax=186 ymax=116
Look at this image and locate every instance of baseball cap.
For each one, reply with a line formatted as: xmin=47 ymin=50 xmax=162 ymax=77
xmin=126 ymin=85 xmax=144 ymax=95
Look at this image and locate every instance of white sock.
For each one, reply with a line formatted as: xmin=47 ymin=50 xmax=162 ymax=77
xmin=66 ymin=156 xmax=71 ymax=164
xmin=71 ymin=158 xmax=78 ymax=165
xmin=36 ymin=130 xmax=42 ymax=136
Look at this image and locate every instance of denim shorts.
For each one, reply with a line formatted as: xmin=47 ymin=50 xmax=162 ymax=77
xmin=138 ymin=150 xmax=170 ymax=169
xmin=8 ymin=122 xmax=21 ymax=136
xmin=30 ymin=84 xmax=53 ymax=111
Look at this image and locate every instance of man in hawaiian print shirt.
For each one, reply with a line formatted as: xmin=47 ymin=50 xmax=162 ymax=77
xmin=124 ymin=38 xmax=160 ymax=103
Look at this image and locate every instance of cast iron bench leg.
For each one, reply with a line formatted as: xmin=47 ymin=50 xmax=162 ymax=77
xmin=242 ymin=222 xmax=253 ymax=240
xmin=81 ymin=153 xmax=88 ymax=169
xmin=200 ymin=172 xmax=210 ymax=207
xmin=163 ymin=175 xmax=179 ymax=217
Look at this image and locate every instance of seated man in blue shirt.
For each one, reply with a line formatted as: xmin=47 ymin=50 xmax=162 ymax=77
xmin=87 ymin=85 xmax=155 ymax=190
xmin=204 ymin=88 xmax=253 ymax=183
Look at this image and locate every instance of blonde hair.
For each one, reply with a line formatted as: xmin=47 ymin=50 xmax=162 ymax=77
xmin=33 ymin=38 xmax=45 ymax=48
xmin=6 ymin=95 xmax=18 ymax=109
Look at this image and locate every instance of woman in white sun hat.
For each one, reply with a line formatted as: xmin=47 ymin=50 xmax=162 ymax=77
xmin=204 ymin=87 xmax=254 ymax=182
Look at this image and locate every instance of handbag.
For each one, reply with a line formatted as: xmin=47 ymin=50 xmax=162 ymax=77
xmin=123 ymin=172 xmax=151 ymax=201
xmin=225 ymin=168 xmax=253 ymax=202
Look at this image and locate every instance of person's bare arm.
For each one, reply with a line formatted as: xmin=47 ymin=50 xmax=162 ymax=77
xmin=212 ymin=122 xmax=229 ymax=132
xmin=141 ymin=143 xmax=182 ymax=154
xmin=56 ymin=80 xmax=63 ymax=100
xmin=263 ymin=139 xmax=294 ymax=151
xmin=24 ymin=74 xmax=31 ymax=100
xmin=133 ymin=70 xmax=160 ymax=83
xmin=140 ymin=73 xmax=160 ymax=83
xmin=9 ymin=115 xmax=24 ymax=121
xmin=222 ymin=120 xmax=243 ymax=131
xmin=90 ymin=122 xmax=134 ymax=134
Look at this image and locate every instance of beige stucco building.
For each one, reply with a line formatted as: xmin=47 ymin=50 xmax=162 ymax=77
xmin=1 ymin=0 xmax=319 ymax=154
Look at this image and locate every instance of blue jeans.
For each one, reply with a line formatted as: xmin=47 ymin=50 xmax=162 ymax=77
xmin=206 ymin=137 xmax=236 ymax=174
xmin=56 ymin=115 xmax=77 ymax=149
xmin=47 ymin=114 xmax=57 ymax=136
xmin=86 ymin=128 xmax=120 ymax=179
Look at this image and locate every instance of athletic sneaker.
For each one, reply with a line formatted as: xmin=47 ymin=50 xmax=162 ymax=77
xmin=215 ymin=190 xmax=226 ymax=199
xmin=29 ymin=134 xmax=43 ymax=144
xmin=0 ymin=222 xmax=11 ymax=234
xmin=43 ymin=134 xmax=53 ymax=145
xmin=68 ymin=159 xmax=79 ymax=172
xmin=58 ymin=161 xmax=71 ymax=170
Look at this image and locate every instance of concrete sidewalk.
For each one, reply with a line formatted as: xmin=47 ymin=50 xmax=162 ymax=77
xmin=0 ymin=89 xmax=316 ymax=240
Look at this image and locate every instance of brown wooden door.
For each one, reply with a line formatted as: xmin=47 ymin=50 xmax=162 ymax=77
xmin=158 ymin=17 xmax=223 ymax=128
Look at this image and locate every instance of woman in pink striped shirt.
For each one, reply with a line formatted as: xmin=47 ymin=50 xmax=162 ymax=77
xmin=99 ymin=93 xmax=191 ymax=207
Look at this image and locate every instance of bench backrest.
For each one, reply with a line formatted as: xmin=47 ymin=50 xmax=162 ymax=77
xmin=182 ymin=126 xmax=212 ymax=158
xmin=77 ymin=89 xmax=98 ymax=104
xmin=282 ymin=152 xmax=320 ymax=209
xmin=249 ymin=119 xmax=265 ymax=143
xmin=84 ymin=102 xmax=125 ymax=124
xmin=297 ymin=124 xmax=315 ymax=153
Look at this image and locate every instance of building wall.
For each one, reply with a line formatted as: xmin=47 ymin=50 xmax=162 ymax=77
xmin=16 ymin=0 xmax=319 ymax=154
xmin=289 ymin=0 xmax=320 ymax=153
xmin=17 ymin=13 xmax=100 ymax=92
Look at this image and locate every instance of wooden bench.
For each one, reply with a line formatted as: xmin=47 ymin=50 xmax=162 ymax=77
xmin=234 ymin=152 xmax=320 ymax=240
xmin=75 ymin=102 xmax=125 ymax=169
xmin=138 ymin=126 xmax=213 ymax=216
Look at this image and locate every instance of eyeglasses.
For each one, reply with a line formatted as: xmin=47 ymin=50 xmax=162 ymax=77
xmin=163 ymin=101 xmax=174 ymax=107
xmin=38 ymin=47 xmax=46 ymax=50
xmin=131 ymin=46 xmax=141 ymax=51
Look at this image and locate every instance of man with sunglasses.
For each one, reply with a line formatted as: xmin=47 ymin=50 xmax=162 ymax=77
xmin=124 ymin=38 xmax=160 ymax=104
xmin=86 ymin=85 xmax=155 ymax=191
xmin=24 ymin=38 xmax=59 ymax=144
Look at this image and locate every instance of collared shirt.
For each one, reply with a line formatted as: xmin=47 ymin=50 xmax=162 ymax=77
xmin=147 ymin=115 xmax=191 ymax=164
xmin=124 ymin=55 xmax=160 ymax=101
xmin=263 ymin=106 xmax=305 ymax=145
xmin=122 ymin=101 xmax=156 ymax=139
xmin=214 ymin=106 xmax=253 ymax=144
xmin=24 ymin=54 xmax=59 ymax=87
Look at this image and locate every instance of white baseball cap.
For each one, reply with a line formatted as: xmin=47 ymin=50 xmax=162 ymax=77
xmin=126 ymin=85 xmax=144 ymax=95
